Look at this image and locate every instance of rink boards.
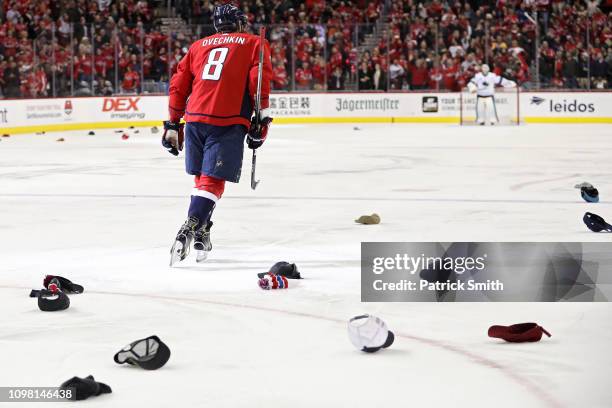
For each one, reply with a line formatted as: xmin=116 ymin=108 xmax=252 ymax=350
xmin=0 ymin=91 xmax=611 ymax=134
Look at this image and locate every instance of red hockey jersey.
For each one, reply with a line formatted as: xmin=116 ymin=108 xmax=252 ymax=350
xmin=168 ymin=32 xmax=272 ymax=128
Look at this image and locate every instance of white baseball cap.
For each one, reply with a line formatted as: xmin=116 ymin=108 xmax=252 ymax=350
xmin=347 ymin=314 xmax=395 ymax=353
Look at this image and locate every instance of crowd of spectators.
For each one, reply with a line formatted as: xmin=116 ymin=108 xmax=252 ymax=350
xmin=536 ymin=3 xmax=611 ymax=89
xmin=0 ymin=0 xmax=196 ymax=98
xmin=234 ymin=0 xmax=383 ymax=91
xmin=184 ymin=0 xmax=611 ymax=91
xmin=0 ymin=0 xmax=610 ymax=98
xmin=366 ymin=0 xmax=611 ymax=91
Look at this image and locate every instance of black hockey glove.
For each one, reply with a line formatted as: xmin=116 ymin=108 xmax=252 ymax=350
xmin=246 ymin=116 xmax=272 ymax=150
xmin=162 ymin=121 xmax=184 ymax=156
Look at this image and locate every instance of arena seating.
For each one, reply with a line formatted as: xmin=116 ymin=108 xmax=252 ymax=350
xmin=0 ymin=0 xmax=609 ymax=98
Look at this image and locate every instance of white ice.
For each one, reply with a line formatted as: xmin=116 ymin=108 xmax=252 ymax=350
xmin=1 ymin=123 xmax=611 ymax=408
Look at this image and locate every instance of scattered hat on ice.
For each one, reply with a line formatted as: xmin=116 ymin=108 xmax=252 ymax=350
xmin=347 ymin=314 xmax=394 ymax=353
xmin=151 ymin=126 xmax=159 ymax=134
xmin=88 ymin=131 xmax=95 ymax=136
xmin=30 ymin=288 xmax=70 ymax=312
xmin=355 ymin=213 xmax=380 ymax=225
xmin=114 ymin=335 xmax=171 ymax=370
xmin=574 ymin=182 xmax=599 ymax=203
xmin=56 ymin=137 xmax=65 ymax=142
xmin=258 ymin=273 xmax=289 ymax=290
xmin=488 ymin=322 xmax=551 ymax=343
xmin=258 ymin=261 xmax=301 ymax=279
xmin=44 ymin=275 xmax=84 ymax=294
xmin=583 ymin=212 xmax=612 ymax=232
xmin=60 ymin=375 xmax=112 ymax=400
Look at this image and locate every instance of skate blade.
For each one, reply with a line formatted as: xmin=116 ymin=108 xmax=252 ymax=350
xmin=195 ymin=250 xmax=210 ymax=263
xmin=170 ymin=241 xmax=185 ymax=267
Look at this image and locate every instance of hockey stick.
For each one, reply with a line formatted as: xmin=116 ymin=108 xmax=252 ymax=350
xmin=251 ymin=26 xmax=265 ymax=190
xmin=251 ymin=148 xmax=259 ymax=190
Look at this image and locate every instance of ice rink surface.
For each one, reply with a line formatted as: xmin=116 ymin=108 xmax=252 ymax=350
xmin=1 ymin=123 xmax=612 ymax=407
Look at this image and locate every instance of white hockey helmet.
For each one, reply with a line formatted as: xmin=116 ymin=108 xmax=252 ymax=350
xmin=481 ymin=64 xmax=490 ymax=74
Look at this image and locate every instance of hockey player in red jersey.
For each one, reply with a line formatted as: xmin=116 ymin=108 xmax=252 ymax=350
xmin=162 ymin=4 xmax=273 ymax=265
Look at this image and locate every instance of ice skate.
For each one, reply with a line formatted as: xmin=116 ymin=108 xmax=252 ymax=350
xmin=194 ymin=221 xmax=213 ymax=263
xmin=169 ymin=216 xmax=199 ymax=266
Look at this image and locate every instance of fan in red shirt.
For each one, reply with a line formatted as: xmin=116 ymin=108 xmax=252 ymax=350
xmin=94 ymin=49 xmax=107 ymax=79
xmin=295 ymin=61 xmax=313 ymax=90
xmin=20 ymin=66 xmax=48 ymax=98
xmin=3 ymin=33 xmax=18 ymax=58
xmin=272 ymin=59 xmax=288 ymax=90
xmin=442 ymin=59 xmax=459 ymax=90
xmin=77 ymin=52 xmax=93 ymax=81
xmin=21 ymin=70 xmax=37 ymax=98
xmin=164 ymin=4 xmax=273 ymax=266
xmin=121 ymin=65 xmax=139 ymax=93
xmin=312 ymin=57 xmax=326 ymax=90
xmin=428 ymin=60 xmax=443 ymax=90
xmin=296 ymin=33 xmax=313 ymax=60
xmin=410 ymin=59 xmax=428 ymax=90
xmin=328 ymin=46 xmax=344 ymax=72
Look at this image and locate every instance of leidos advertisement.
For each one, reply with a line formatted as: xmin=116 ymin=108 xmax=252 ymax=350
xmin=528 ymin=94 xmax=598 ymax=115
xmin=361 ymin=242 xmax=612 ymax=302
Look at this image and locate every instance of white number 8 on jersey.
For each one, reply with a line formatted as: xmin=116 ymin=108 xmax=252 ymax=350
xmin=201 ymin=47 xmax=229 ymax=81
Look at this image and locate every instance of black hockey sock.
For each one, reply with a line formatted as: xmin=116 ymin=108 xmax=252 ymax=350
xmin=188 ymin=195 xmax=216 ymax=228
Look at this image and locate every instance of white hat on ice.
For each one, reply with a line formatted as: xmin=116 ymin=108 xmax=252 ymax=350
xmin=347 ymin=314 xmax=395 ymax=353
